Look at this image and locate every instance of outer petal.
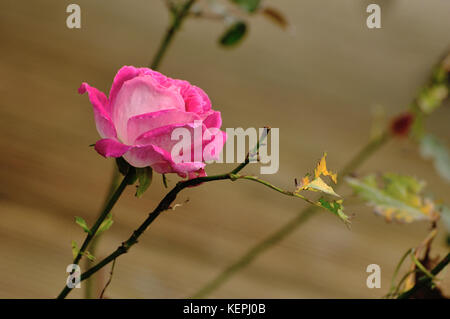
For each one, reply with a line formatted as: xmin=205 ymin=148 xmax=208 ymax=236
xmin=202 ymin=111 xmax=222 ymax=129
xmin=123 ymin=144 xmax=172 ymax=170
xmin=108 ymin=66 xmax=141 ymax=111
xmin=112 ymin=76 xmax=185 ymax=143
xmin=123 ymin=144 xmax=204 ymax=176
xmin=187 ymin=168 xmax=207 ymax=180
xmin=175 ymin=163 xmax=206 ymax=179
xmin=94 ymin=138 xmax=131 ymax=158
xmin=138 ymin=68 xmax=170 ymax=87
xmin=134 ymin=122 xmax=206 ymax=160
xmin=79 ymin=83 xmax=117 ymax=139
xmin=127 ymin=109 xmax=201 ymax=144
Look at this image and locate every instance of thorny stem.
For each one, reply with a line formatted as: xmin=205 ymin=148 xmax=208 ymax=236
xmin=81 ymin=0 xmax=197 ymax=298
xmin=72 ymin=170 xmax=135 ymax=267
xmin=57 ymin=128 xmax=274 ymax=298
xmin=84 ymin=168 xmax=120 ymax=298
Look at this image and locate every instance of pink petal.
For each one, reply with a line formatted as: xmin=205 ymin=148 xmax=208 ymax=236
xmin=108 ymin=66 xmax=141 ymax=111
xmin=123 ymin=144 xmax=172 ymax=169
xmin=203 ymin=111 xmax=222 ymax=129
xmin=94 ymin=138 xmax=131 ymax=158
xmin=79 ymin=83 xmax=117 ymax=139
xmin=182 ymin=85 xmax=212 ymax=114
xmin=187 ymin=168 xmax=207 ymax=180
xmin=127 ymin=109 xmax=201 ymax=144
xmin=112 ymin=76 xmax=185 ymax=143
xmin=202 ymin=130 xmax=227 ymax=162
xmin=134 ymin=122 xmax=206 ymax=160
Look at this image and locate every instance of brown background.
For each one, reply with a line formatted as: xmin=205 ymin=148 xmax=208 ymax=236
xmin=0 ymin=0 xmax=449 ymax=298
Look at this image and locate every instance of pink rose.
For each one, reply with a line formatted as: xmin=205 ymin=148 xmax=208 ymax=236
xmin=79 ymin=66 xmax=226 ymax=178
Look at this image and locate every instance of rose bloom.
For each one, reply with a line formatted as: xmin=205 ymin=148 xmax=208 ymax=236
xmin=79 ymin=66 xmax=226 ymax=179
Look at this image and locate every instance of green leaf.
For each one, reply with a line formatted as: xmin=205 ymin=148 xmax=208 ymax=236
xmin=219 ymin=22 xmax=247 ymax=47
xmin=84 ymin=251 xmax=95 ymax=262
xmin=420 ymin=133 xmax=450 ymax=183
xmin=71 ymin=240 xmax=79 ymax=259
xmin=75 ymin=216 xmax=90 ymax=234
xmin=96 ymin=213 xmax=114 ymax=236
xmin=318 ymin=198 xmax=350 ymax=225
xmin=135 ymin=167 xmax=153 ymax=198
xmin=346 ymin=174 xmax=439 ymax=223
xmin=230 ymin=0 xmax=261 ymax=13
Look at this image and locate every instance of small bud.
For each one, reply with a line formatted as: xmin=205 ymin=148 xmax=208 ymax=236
xmin=390 ymin=112 xmax=414 ymax=137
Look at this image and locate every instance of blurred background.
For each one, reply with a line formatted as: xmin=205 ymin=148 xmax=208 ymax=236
xmin=0 ymin=0 xmax=449 ymax=298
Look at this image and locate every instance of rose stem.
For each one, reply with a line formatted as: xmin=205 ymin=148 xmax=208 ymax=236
xmin=83 ymin=0 xmax=197 ymax=298
xmin=150 ymin=0 xmax=197 ymax=70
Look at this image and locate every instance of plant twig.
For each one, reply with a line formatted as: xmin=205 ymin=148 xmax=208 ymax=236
xmin=99 ymin=258 xmax=117 ymax=299
xmin=397 ymin=252 xmax=450 ymax=299
xmin=84 ymin=168 xmax=120 ymax=298
xmin=151 ymin=0 xmax=197 ymax=69
xmin=56 ymin=129 xmax=335 ymax=299
xmin=72 ymin=169 xmax=135 ymax=267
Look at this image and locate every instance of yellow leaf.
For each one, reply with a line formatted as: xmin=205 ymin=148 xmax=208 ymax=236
xmin=299 ymin=176 xmax=310 ymax=188
xmin=302 ymin=177 xmax=340 ymax=197
xmin=314 ymin=153 xmax=337 ymax=184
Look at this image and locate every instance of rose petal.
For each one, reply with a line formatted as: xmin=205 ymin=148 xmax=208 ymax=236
xmin=112 ymin=76 xmax=185 ymax=143
xmin=122 ymin=144 xmax=172 ymax=169
xmin=108 ymin=66 xmax=141 ymax=111
xmin=79 ymin=83 xmax=116 ymax=139
xmin=134 ymin=122 xmax=206 ymax=161
xmin=202 ymin=129 xmax=227 ymax=162
xmin=127 ymin=109 xmax=201 ymax=144
xmin=182 ymin=85 xmax=212 ymax=114
xmin=94 ymin=138 xmax=131 ymax=158
xmin=203 ymin=111 xmax=222 ymax=129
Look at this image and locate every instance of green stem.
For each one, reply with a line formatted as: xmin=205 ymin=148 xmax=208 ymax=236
xmin=72 ymin=170 xmax=134 ymax=267
xmin=231 ymin=174 xmax=320 ymax=207
xmin=57 ymin=169 xmax=237 ymax=298
xmin=397 ymin=252 xmax=450 ymax=299
xmin=80 ymin=0 xmax=197 ymax=298
xmin=58 ymin=129 xmax=341 ymax=299
xmin=191 ymin=132 xmax=391 ymax=298
xmin=387 ymin=248 xmax=414 ymax=297
xmin=84 ymin=168 xmax=121 ymax=299
xmin=150 ymin=0 xmax=196 ymax=69
xmin=58 ymin=129 xmax=270 ymax=299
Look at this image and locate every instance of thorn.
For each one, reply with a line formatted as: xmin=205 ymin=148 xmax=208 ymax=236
xmin=170 ymin=199 xmax=190 ymax=211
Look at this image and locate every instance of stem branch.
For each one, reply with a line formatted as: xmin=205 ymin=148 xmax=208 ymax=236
xmin=397 ymin=253 xmax=450 ymax=299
